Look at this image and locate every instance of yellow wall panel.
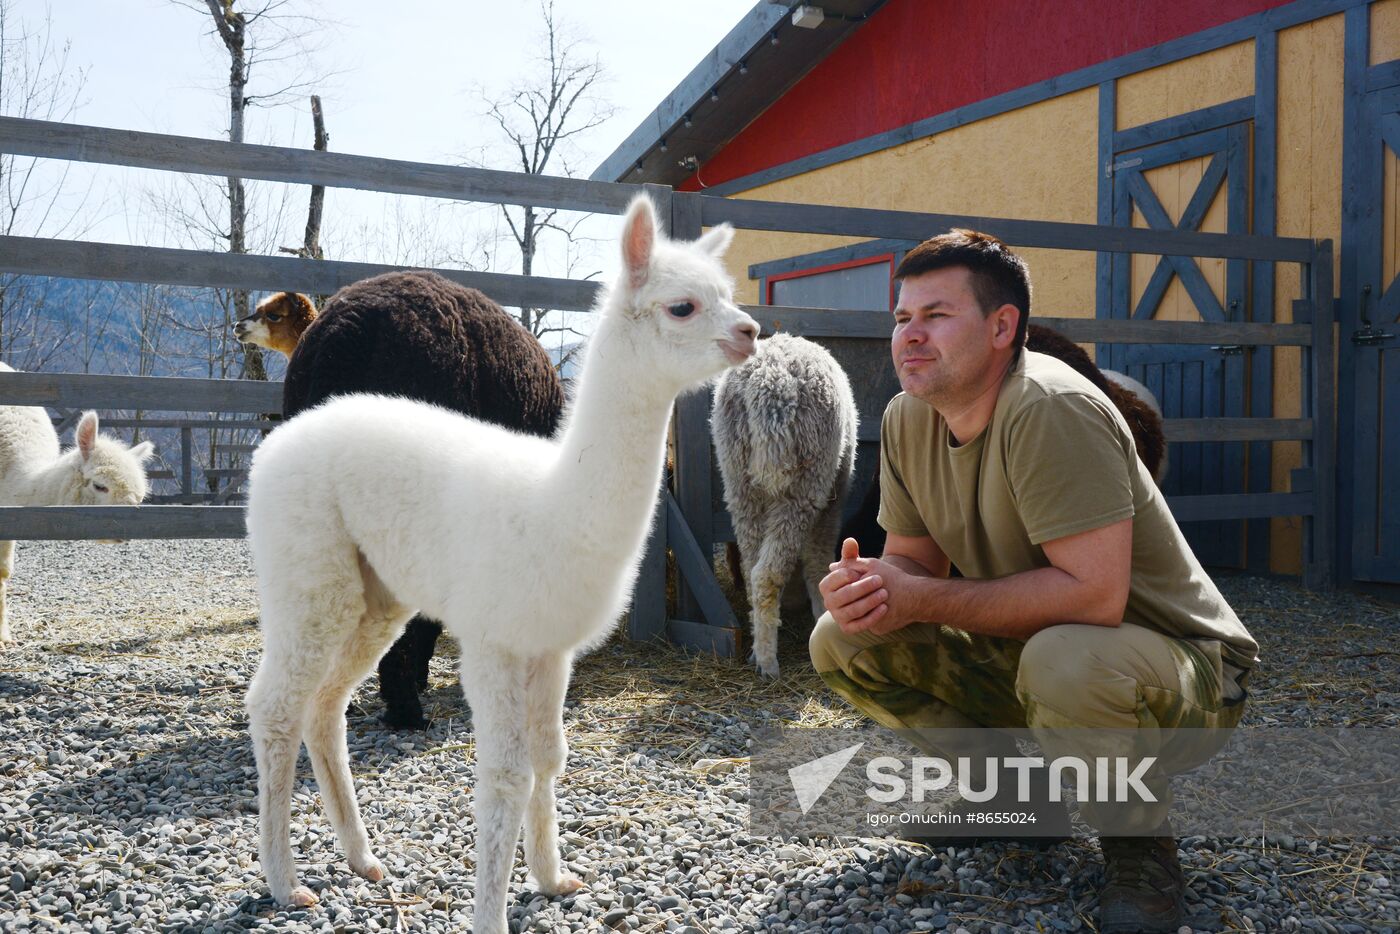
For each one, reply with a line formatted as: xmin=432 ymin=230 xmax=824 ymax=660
xmin=1269 ymin=14 xmax=1346 ymax=574
xmin=1372 ymin=0 xmax=1400 ymax=65
xmin=1116 ymin=41 xmax=1254 ymax=131
xmin=723 ymin=88 xmax=1100 ymax=319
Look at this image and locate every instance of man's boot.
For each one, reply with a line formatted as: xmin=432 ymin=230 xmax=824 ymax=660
xmin=1099 ymin=830 xmax=1186 ymax=933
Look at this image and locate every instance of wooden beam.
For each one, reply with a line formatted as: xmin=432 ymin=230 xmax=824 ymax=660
xmin=664 ymin=491 xmax=739 ymax=637
xmin=0 ymin=236 xmax=604 ymax=312
xmin=0 ymin=506 xmax=247 ymax=539
xmin=1163 ymin=418 xmax=1313 ymax=443
xmin=0 ymin=371 xmax=281 ymax=413
xmin=665 ymin=617 xmax=741 ymax=658
xmin=627 ymin=485 xmax=669 ymax=643
xmin=746 ymin=307 xmax=1313 ymax=345
xmin=702 ymin=196 xmax=1314 ymax=262
xmin=1167 ymin=493 xmax=1313 ymax=523
xmin=0 ymin=116 xmax=640 ymax=215
xmin=8 ymin=372 xmax=277 ymax=414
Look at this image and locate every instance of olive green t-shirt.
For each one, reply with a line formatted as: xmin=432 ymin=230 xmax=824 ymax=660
xmin=877 ymin=349 xmax=1259 ymax=669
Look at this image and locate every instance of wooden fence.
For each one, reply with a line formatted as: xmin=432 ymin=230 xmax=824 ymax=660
xmin=0 ymin=116 xmax=1335 ymax=656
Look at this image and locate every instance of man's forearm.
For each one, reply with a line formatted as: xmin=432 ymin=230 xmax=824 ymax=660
xmin=901 ymin=566 xmax=1121 ymax=640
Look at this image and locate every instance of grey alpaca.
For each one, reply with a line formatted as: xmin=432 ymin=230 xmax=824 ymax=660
xmin=712 ymin=334 xmax=858 ymax=677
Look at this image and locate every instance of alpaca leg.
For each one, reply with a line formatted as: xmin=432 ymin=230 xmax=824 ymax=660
xmin=247 ymin=640 xmax=323 ymax=907
xmin=800 ymin=495 xmax=847 ymax=621
xmin=410 ymin=617 xmax=441 ymax=690
xmin=248 ymin=550 xmax=375 ymax=907
xmin=748 ymin=523 xmax=803 ymax=678
xmin=460 ymin=649 xmax=533 ymax=934
xmin=522 ymin=651 xmax=583 ymax=896
xmin=0 ymin=540 xmax=13 ymax=644
xmin=375 ymin=615 xmax=437 ymax=731
xmin=305 ymin=591 xmax=412 ymax=882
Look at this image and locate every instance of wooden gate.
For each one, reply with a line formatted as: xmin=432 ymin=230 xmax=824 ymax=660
xmin=1107 ymin=118 xmax=1253 ymax=568
xmin=1343 ymin=47 xmax=1400 ymax=584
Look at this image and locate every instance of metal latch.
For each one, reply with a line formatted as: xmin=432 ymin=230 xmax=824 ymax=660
xmin=1352 ymin=284 xmax=1395 ymax=345
xmin=1352 ymin=324 xmax=1396 ymax=346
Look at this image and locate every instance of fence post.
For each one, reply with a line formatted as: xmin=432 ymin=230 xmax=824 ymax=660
xmin=180 ymin=426 xmax=193 ymax=505
xmin=1304 ymin=240 xmax=1336 ymax=590
xmin=667 ymin=190 xmax=719 ymax=625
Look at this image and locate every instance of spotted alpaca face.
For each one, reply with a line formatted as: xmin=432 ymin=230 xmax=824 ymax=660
xmin=234 ymin=292 xmax=317 ymax=357
xmin=616 ymin=196 xmax=758 ymax=385
xmin=72 ymin=412 xmax=155 ymax=506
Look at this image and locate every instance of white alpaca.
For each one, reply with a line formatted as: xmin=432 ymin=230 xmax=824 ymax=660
xmin=243 ymin=195 xmax=757 ymax=934
xmin=0 ymin=362 xmax=154 ymax=643
xmin=712 ymin=334 xmax=858 ymax=678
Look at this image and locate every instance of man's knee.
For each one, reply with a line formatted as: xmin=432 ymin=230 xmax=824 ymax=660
xmin=808 ymin=611 xmax=844 ymax=673
xmin=1015 ymin=625 xmax=1130 ymax=722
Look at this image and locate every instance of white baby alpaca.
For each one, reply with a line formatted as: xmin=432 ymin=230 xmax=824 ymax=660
xmin=244 ymin=195 xmax=758 ymax=934
xmin=0 ymin=363 xmax=153 ymax=643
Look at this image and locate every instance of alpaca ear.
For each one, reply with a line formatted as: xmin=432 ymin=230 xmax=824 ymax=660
xmin=129 ymin=440 xmax=155 ymax=463
xmin=694 ymin=223 xmax=734 ymax=258
xmin=621 ymin=195 xmax=657 ymax=289
xmin=76 ymin=411 xmax=99 ymax=462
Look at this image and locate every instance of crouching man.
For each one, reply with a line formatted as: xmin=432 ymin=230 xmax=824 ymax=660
xmin=809 ymin=230 xmax=1257 ymax=934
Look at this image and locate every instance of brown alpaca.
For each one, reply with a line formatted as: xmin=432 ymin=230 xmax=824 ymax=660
xmin=233 ymin=292 xmax=319 ymax=357
xmin=1024 ymin=324 xmax=1167 ymax=484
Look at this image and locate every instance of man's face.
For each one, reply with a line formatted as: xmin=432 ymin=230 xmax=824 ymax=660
xmin=891 ymin=267 xmax=1003 ymax=406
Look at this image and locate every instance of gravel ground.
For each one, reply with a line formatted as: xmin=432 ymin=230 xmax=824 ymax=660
xmin=1 ymin=539 xmax=1397 ymax=933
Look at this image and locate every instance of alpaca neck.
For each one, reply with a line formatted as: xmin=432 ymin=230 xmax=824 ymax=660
xmin=552 ymin=314 xmax=677 ymax=545
xmin=16 ymin=453 xmax=79 ymax=506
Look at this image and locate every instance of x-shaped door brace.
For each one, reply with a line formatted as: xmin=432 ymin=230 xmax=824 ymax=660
xmin=1124 ymin=151 xmax=1229 ymax=323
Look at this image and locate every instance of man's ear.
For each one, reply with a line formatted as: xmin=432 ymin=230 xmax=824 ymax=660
xmin=991 ymin=305 xmax=1020 ymax=350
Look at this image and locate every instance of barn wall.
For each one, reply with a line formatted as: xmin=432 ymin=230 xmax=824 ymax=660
xmin=722 ymin=88 xmax=1100 ymax=317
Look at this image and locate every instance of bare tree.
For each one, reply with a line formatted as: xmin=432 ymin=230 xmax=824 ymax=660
xmin=169 ymin=0 xmax=332 ymax=380
xmin=478 ymin=0 xmax=614 ymax=343
xmin=0 ymin=0 xmax=100 ymax=371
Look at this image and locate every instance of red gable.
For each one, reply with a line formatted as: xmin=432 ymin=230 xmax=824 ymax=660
xmin=682 ymin=0 xmax=1293 ymax=191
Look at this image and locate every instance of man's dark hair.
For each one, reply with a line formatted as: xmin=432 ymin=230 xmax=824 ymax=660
xmin=893 ymin=229 xmax=1031 ymax=352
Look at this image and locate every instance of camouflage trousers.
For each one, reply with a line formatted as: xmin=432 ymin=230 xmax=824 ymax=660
xmin=809 ymin=615 xmax=1250 ymax=835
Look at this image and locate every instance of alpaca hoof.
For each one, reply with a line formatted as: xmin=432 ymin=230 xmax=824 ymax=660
xmin=540 ymin=874 xmax=586 ymax=897
xmin=379 ymin=708 xmax=428 ymax=731
xmin=286 ymin=885 xmax=318 ymax=908
xmin=753 ymin=655 xmax=780 ymax=679
xmin=352 ymin=857 xmax=386 ymax=882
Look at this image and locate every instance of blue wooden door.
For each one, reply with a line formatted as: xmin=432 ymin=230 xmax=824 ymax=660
xmin=1107 ymin=125 xmax=1251 ymax=568
xmin=1349 ymin=83 xmax=1400 ymax=583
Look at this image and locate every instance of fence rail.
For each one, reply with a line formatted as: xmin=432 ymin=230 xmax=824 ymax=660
xmin=0 ymin=116 xmax=641 ymax=215
xmin=0 ymin=235 xmax=602 ymax=313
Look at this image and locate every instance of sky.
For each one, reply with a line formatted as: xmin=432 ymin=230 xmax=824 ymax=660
xmin=6 ymin=0 xmax=759 ymax=347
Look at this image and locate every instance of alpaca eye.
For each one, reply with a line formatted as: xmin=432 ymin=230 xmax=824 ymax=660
xmin=266 ymin=314 xmax=282 ymax=322
xmin=92 ymin=483 xmax=108 ymax=493
xmin=668 ymin=302 xmax=696 ymax=319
